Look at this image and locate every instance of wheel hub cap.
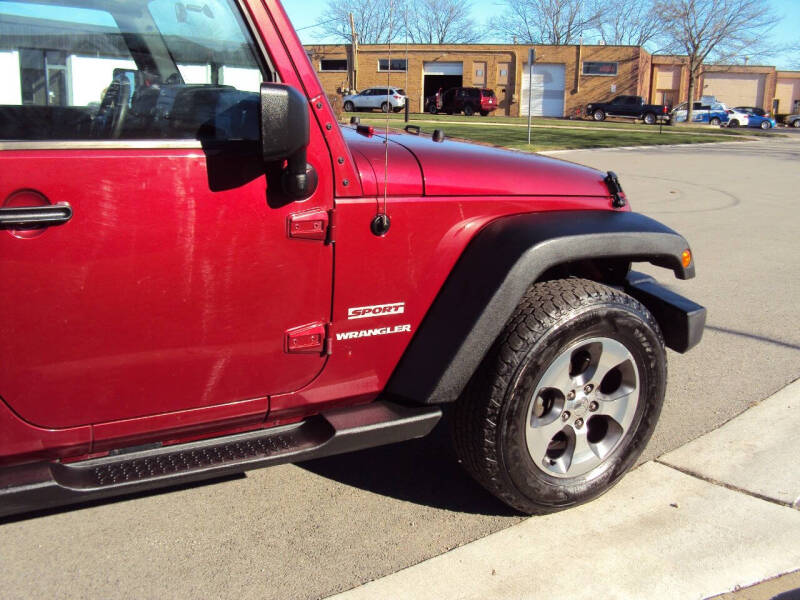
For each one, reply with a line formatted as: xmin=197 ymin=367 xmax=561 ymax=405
xmin=524 ymin=337 xmax=641 ymax=479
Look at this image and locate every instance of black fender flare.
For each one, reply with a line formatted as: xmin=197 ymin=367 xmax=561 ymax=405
xmin=387 ymin=210 xmax=697 ymax=406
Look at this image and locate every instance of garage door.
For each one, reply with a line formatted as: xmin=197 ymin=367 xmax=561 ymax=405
xmin=423 ymin=61 xmax=463 ymax=76
xmin=521 ymin=63 xmax=566 ymax=117
xmin=702 ymin=72 xmax=766 ymax=108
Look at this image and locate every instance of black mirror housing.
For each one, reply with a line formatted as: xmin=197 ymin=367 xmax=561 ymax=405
xmin=259 ymin=82 xmax=317 ymax=200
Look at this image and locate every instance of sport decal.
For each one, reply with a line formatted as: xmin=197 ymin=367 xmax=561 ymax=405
xmin=347 ymin=302 xmax=405 ymax=320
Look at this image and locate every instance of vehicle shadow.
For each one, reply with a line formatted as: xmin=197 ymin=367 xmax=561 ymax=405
xmin=0 ymin=474 xmax=245 ymax=525
xmin=298 ymin=419 xmax=520 ymax=517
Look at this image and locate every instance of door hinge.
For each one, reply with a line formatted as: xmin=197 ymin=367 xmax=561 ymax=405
xmin=285 ymin=322 xmax=332 ymax=355
xmin=326 ymin=209 xmax=336 ymax=244
xmin=287 ymin=209 xmax=335 ymax=243
xmin=287 ymin=209 xmax=328 ymax=241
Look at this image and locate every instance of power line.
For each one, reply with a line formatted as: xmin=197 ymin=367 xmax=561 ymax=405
xmin=295 ymin=17 xmax=341 ymax=32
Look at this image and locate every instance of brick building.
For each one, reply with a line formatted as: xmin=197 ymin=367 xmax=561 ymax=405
xmin=306 ymin=43 xmax=800 ymax=118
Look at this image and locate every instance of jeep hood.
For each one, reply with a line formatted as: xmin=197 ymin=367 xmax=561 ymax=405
xmin=342 ymin=126 xmax=611 ymax=198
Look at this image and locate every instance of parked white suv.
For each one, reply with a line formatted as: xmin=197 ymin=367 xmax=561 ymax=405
xmin=342 ymin=87 xmax=406 ymax=113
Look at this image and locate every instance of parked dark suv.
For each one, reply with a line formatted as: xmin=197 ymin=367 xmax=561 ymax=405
xmin=427 ymin=87 xmax=497 ymax=116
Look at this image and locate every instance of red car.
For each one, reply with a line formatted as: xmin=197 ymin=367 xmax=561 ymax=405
xmin=428 ymin=87 xmax=498 ymax=116
xmin=0 ymin=0 xmax=704 ymax=518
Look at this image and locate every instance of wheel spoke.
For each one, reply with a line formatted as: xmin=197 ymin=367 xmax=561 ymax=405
xmin=589 ymin=340 xmax=631 ymax=384
xmin=526 ymin=418 xmax=567 ymax=466
xmin=538 ymin=351 xmax=575 ymax=394
xmin=596 ymin=389 xmax=639 ymax=431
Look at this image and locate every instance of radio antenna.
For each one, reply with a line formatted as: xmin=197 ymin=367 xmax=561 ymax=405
xmin=372 ymin=0 xmax=394 ymax=237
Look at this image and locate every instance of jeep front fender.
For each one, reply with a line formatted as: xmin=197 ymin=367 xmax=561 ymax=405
xmin=387 ymin=210 xmax=702 ymax=406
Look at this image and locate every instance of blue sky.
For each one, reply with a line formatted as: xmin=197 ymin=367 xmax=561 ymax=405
xmin=283 ymin=0 xmax=798 ymax=70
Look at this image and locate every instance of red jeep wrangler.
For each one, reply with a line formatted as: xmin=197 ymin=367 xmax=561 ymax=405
xmin=0 ymin=0 xmax=705 ymax=518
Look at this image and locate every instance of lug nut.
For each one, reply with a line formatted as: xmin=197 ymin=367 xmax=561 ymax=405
xmin=574 ymin=418 xmax=585 ymax=429
xmin=567 ymin=390 xmax=576 ymax=401
xmin=562 ymin=411 xmax=571 ymax=422
xmin=589 ymin=401 xmax=599 ymax=412
xmin=584 ymin=384 xmax=594 ymax=394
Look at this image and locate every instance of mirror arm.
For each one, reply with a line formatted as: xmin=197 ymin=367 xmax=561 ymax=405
xmin=282 ymin=150 xmax=318 ymax=200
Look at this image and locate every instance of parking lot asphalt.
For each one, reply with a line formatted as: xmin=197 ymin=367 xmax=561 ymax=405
xmin=2 ymin=136 xmax=799 ymax=600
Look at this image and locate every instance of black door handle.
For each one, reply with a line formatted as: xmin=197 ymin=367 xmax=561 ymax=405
xmin=0 ymin=204 xmax=73 ymax=228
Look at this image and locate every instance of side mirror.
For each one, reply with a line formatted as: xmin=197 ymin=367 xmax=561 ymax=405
xmin=260 ymin=82 xmax=317 ymax=200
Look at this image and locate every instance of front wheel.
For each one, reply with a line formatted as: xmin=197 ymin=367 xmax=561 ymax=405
xmin=760 ymin=121 xmax=771 ymax=130
xmin=710 ymin=117 xmax=721 ymax=126
xmin=593 ymin=109 xmax=606 ymax=121
xmin=428 ymin=103 xmax=438 ymax=115
xmin=793 ymin=120 xmax=800 ymax=128
xmin=464 ymin=104 xmax=475 ymax=117
xmin=451 ymin=279 xmax=666 ymax=515
xmin=343 ymin=101 xmax=355 ymax=112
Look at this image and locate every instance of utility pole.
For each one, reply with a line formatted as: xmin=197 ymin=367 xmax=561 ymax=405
xmin=349 ymin=13 xmax=359 ymax=92
xmin=527 ymin=48 xmax=535 ymax=146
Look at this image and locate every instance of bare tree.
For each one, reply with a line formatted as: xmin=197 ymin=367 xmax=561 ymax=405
xmin=316 ymin=0 xmax=398 ymax=45
xmin=491 ymin=0 xmax=598 ymax=45
xmin=404 ymin=0 xmax=482 ymax=44
xmin=655 ymin=0 xmax=779 ymax=122
xmin=592 ymin=0 xmax=664 ymax=47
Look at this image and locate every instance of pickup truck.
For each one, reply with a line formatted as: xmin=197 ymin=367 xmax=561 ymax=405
xmin=586 ymin=96 xmax=671 ymax=124
xmin=0 ymin=0 xmax=705 ymax=518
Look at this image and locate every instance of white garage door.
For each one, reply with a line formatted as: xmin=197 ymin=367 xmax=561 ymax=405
xmin=423 ymin=61 xmax=463 ymax=76
xmin=521 ymin=63 xmax=566 ymax=117
xmin=702 ymin=72 xmax=766 ymax=108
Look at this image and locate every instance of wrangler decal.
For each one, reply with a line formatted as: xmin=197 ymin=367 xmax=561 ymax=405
xmin=336 ymin=324 xmax=412 ymax=341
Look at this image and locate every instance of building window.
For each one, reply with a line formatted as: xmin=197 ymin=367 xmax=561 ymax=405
xmin=320 ymin=59 xmax=347 ymax=72
xmin=583 ymin=62 xmax=618 ymax=76
xmin=378 ymin=58 xmax=407 ymax=72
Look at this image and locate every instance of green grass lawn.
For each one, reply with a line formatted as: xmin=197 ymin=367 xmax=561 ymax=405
xmin=355 ymin=115 xmax=749 ymax=152
xmin=349 ymin=111 xmax=773 ymax=142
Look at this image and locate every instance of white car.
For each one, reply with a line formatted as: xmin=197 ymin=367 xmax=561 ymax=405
xmin=724 ymin=107 xmax=750 ymax=128
xmin=342 ymin=87 xmax=406 ymax=113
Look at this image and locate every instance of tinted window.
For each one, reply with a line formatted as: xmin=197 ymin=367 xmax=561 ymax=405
xmin=320 ymin=59 xmax=347 ymax=72
xmin=583 ymin=62 xmax=618 ymax=76
xmin=378 ymin=58 xmax=406 ymax=72
xmin=0 ymin=0 xmax=269 ymax=142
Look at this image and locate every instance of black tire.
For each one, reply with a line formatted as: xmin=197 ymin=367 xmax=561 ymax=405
xmin=643 ymin=112 xmax=656 ymax=125
xmin=464 ymin=104 xmax=475 ymax=117
xmin=428 ymin=103 xmax=438 ymax=115
xmin=793 ymin=120 xmax=800 ymax=128
xmin=593 ymin=109 xmax=606 ymax=121
xmin=760 ymin=120 xmax=770 ymax=130
xmin=710 ymin=117 xmax=721 ymax=126
xmin=451 ymin=278 xmax=666 ymax=515
xmin=480 ymin=110 xmax=489 ymax=117
xmin=343 ymin=101 xmax=355 ymax=113
xmin=381 ymin=102 xmax=391 ymax=113
xmin=729 ymin=119 xmax=739 ymax=128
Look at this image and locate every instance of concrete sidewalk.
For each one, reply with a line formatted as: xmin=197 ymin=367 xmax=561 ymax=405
xmin=329 ymin=380 xmax=800 ymax=600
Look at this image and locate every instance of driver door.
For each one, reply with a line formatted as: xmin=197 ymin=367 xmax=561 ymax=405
xmin=0 ymin=0 xmax=333 ymax=429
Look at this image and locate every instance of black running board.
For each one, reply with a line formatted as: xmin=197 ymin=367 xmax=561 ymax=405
xmin=0 ymin=400 xmax=441 ymax=518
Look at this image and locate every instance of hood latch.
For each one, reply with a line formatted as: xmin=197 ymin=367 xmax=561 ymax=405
xmin=605 ymin=171 xmax=627 ymax=208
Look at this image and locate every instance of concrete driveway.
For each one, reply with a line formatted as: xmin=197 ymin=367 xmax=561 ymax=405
xmin=2 ymin=136 xmax=799 ymax=600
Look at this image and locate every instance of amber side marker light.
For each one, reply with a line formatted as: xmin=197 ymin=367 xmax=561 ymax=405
xmin=682 ymin=249 xmax=693 ymax=268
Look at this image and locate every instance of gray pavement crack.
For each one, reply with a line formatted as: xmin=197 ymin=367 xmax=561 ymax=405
xmin=654 ymin=459 xmax=796 ymax=510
